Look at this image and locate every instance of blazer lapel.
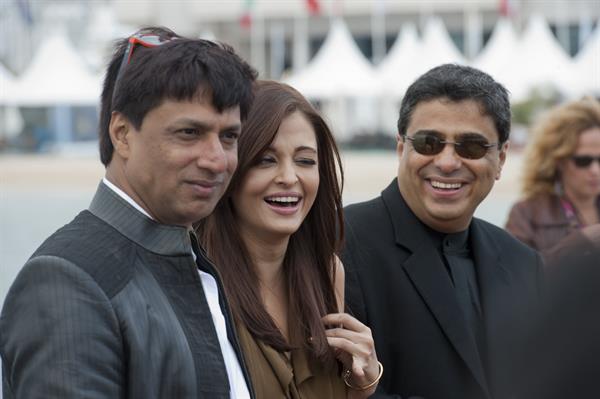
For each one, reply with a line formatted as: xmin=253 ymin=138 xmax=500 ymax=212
xmin=470 ymin=220 xmax=515 ymax=395
xmin=382 ymin=181 xmax=491 ymax=398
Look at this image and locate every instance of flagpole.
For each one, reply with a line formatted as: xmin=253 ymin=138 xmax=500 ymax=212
xmin=270 ymin=22 xmax=285 ymax=79
xmin=250 ymin=4 xmax=265 ymax=76
xmin=293 ymin=13 xmax=309 ymax=73
xmin=371 ymin=0 xmax=386 ymax=65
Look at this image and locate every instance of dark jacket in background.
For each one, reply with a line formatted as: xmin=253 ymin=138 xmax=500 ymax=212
xmin=342 ymin=180 xmax=543 ymax=399
xmin=519 ymin=237 xmax=600 ymax=398
xmin=0 ymin=182 xmax=254 ymax=399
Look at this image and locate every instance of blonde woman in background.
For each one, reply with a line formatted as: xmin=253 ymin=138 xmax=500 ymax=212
xmin=505 ymin=97 xmax=600 ymax=259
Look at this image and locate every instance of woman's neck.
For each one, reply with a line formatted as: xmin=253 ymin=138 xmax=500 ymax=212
xmin=241 ymin=231 xmax=291 ymax=339
xmin=563 ymin=188 xmax=600 ymax=225
xmin=242 ymin=233 xmax=289 ymax=284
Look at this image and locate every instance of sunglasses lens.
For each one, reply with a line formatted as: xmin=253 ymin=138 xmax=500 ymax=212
xmin=456 ymin=138 xmax=489 ymax=159
xmin=137 ymin=35 xmax=163 ymax=46
xmin=412 ymin=133 xmax=444 ymax=155
xmin=572 ymin=156 xmax=594 ymax=168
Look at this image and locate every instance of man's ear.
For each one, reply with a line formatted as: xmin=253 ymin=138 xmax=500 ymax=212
xmin=109 ymin=111 xmax=133 ymax=159
xmin=396 ymin=133 xmax=405 ymax=157
xmin=496 ymin=140 xmax=510 ymax=180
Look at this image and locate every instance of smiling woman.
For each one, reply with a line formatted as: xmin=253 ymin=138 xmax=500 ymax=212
xmin=232 ymin=111 xmax=320 ymax=241
xmin=197 ymin=80 xmax=382 ymax=399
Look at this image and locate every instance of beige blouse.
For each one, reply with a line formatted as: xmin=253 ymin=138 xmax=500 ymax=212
xmin=237 ymin=322 xmax=346 ymax=399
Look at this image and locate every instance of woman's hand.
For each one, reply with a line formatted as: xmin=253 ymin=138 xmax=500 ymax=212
xmin=322 ymin=312 xmax=381 ymax=398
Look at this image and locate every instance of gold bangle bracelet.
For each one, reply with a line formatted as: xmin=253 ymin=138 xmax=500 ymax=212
xmin=342 ymin=361 xmax=384 ymax=391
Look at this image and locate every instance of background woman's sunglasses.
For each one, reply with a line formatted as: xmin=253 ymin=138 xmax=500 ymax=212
xmin=403 ymin=132 xmax=498 ymax=160
xmin=571 ymin=155 xmax=600 ymax=168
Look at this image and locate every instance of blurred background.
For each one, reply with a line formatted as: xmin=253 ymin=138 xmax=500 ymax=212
xmin=0 ymin=0 xmax=599 ymax=306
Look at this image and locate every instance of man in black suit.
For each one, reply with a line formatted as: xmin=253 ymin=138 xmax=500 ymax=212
xmin=1 ymin=27 xmax=257 ymax=398
xmin=341 ymin=64 xmax=543 ymax=399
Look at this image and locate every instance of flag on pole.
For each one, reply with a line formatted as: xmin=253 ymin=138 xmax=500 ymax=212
xmin=499 ymin=0 xmax=515 ymax=18
xmin=306 ymin=0 xmax=320 ymax=15
xmin=240 ymin=0 xmax=254 ymax=29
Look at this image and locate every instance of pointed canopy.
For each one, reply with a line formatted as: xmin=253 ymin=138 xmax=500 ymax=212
xmin=5 ymin=32 xmax=101 ymax=106
xmin=473 ymin=18 xmax=519 ymax=78
xmin=376 ymin=23 xmax=423 ymax=97
xmin=0 ymin=63 xmax=15 ymax=104
xmin=285 ymin=19 xmax=380 ymax=98
xmin=375 ymin=18 xmax=465 ymax=99
xmin=573 ymin=23 xmax=600 ymax=96
xmin=507 ymin=15 xmax=575 ymax=101
xmin=419 ymin=16 xmax=466 ymax=71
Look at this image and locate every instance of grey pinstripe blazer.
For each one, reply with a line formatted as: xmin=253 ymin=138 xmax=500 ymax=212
xmin=0 ymin=182 xmax=254 ymax=398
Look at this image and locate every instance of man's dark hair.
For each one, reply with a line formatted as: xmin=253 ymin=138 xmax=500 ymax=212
xmin=98 ymin=26 xmax=257 ymax=166
xmin=397 ymin=63 xmax=511 ymax=144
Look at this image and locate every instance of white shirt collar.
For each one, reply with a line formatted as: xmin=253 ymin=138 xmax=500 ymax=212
xmin=102 ymin=177 xmax=153 ymax=219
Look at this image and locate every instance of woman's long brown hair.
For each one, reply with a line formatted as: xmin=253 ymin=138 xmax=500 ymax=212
xmin=196 ymin=80 xmax=344 ymax=364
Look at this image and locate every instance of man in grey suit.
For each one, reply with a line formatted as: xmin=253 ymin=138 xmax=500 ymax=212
xmin=0 ymin=27 xmax=257 ymax=398
xmin=342 ymin=64 xmax=543 ymax=399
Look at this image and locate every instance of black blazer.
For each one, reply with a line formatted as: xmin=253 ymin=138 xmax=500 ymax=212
xmin=342 ymin=180 xmax=543 ymax=399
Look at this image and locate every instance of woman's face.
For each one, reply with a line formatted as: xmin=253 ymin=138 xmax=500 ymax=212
xmin=560 ymin=127 xmax=600 ymax=201
xmin=233 ymin=111 xmax=320 ymax=242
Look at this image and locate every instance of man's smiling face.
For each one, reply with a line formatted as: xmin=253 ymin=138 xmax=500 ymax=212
xmin=397 ymin=98 xmax=508 ymax=233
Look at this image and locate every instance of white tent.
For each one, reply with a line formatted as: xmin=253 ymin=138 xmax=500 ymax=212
xmin=4 ymin=31 xmax=101 ymax=106
xmin=285 ymin=19 xmax=379 ymax=98
xmin=376 ymin=17 xmax=465 ymax=95
xmin=285 ymin=19 xmax=379 ymax=139
xmin=374 ymin=23 xmax=422 ymax=134
xmin=572 ymin=23 xmax=600 ymax=97
xmin=376 ymin=23 xmax=422 ymax=98
xmin=418 ymin=17 xmax=466 ymax=72
xmin=373 ymin=18 xmax=465 ymax=135
xmin=472 ymin=18 xmax=520 ymax=88
xmin=0 ymin=63 xmax=15 ymax=103
xmin=0 ymin=64 xmax=24 ymax=140
xmin=507 ymin=15 xmax=575 ymax=102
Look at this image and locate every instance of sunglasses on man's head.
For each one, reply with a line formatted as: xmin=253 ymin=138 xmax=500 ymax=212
xmin=116 ymin=33 xmax=174 ymax=79
xmin=113 ymin=33 xmax=177 ymax=96
xmin=571 ymin=155 xmax=600 ymax=168
xmin=403 ymin=131 xmax=498 ymax=160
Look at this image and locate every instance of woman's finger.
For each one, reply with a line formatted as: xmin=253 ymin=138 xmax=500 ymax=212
xmin=322 ymin=313 xmax=369 ymax=333
xmin=325 ymin=335 xmax=359 ymax=356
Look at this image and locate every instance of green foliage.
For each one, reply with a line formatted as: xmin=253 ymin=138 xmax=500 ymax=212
xmin=512 ymin=86 xmax=563 ymax=126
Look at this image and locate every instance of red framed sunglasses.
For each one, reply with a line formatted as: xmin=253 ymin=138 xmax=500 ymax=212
xmin=113 ymin=33 xmax=176 ymax=94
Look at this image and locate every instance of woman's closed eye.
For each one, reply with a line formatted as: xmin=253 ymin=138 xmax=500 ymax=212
xmin=257 ymin=155 xmax=276 ymax=165
xmin=296 ymin=157 xmax=317 ymax=166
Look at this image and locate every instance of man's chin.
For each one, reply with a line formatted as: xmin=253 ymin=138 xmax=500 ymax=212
xmin=422 ymin=207 xmax=472 ymax=230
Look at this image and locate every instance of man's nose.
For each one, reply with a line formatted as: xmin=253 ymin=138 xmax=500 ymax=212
xmin=196 ymin=133 xmax=228 ymax=174
xmin=433 ymin=143 xmax=462 ymax=172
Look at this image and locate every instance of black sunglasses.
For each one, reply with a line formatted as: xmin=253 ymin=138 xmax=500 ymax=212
xmin=403 ymin=131 xmax=498 ymax=160
xmin=571 ymin=155 xmax=600 ymax=168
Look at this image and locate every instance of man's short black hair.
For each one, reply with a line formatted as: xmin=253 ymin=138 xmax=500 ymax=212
xmin=397 ymin=64 xmax=511 ymax=144
xmin=98 ymin=26 xmax=257 ymax=166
